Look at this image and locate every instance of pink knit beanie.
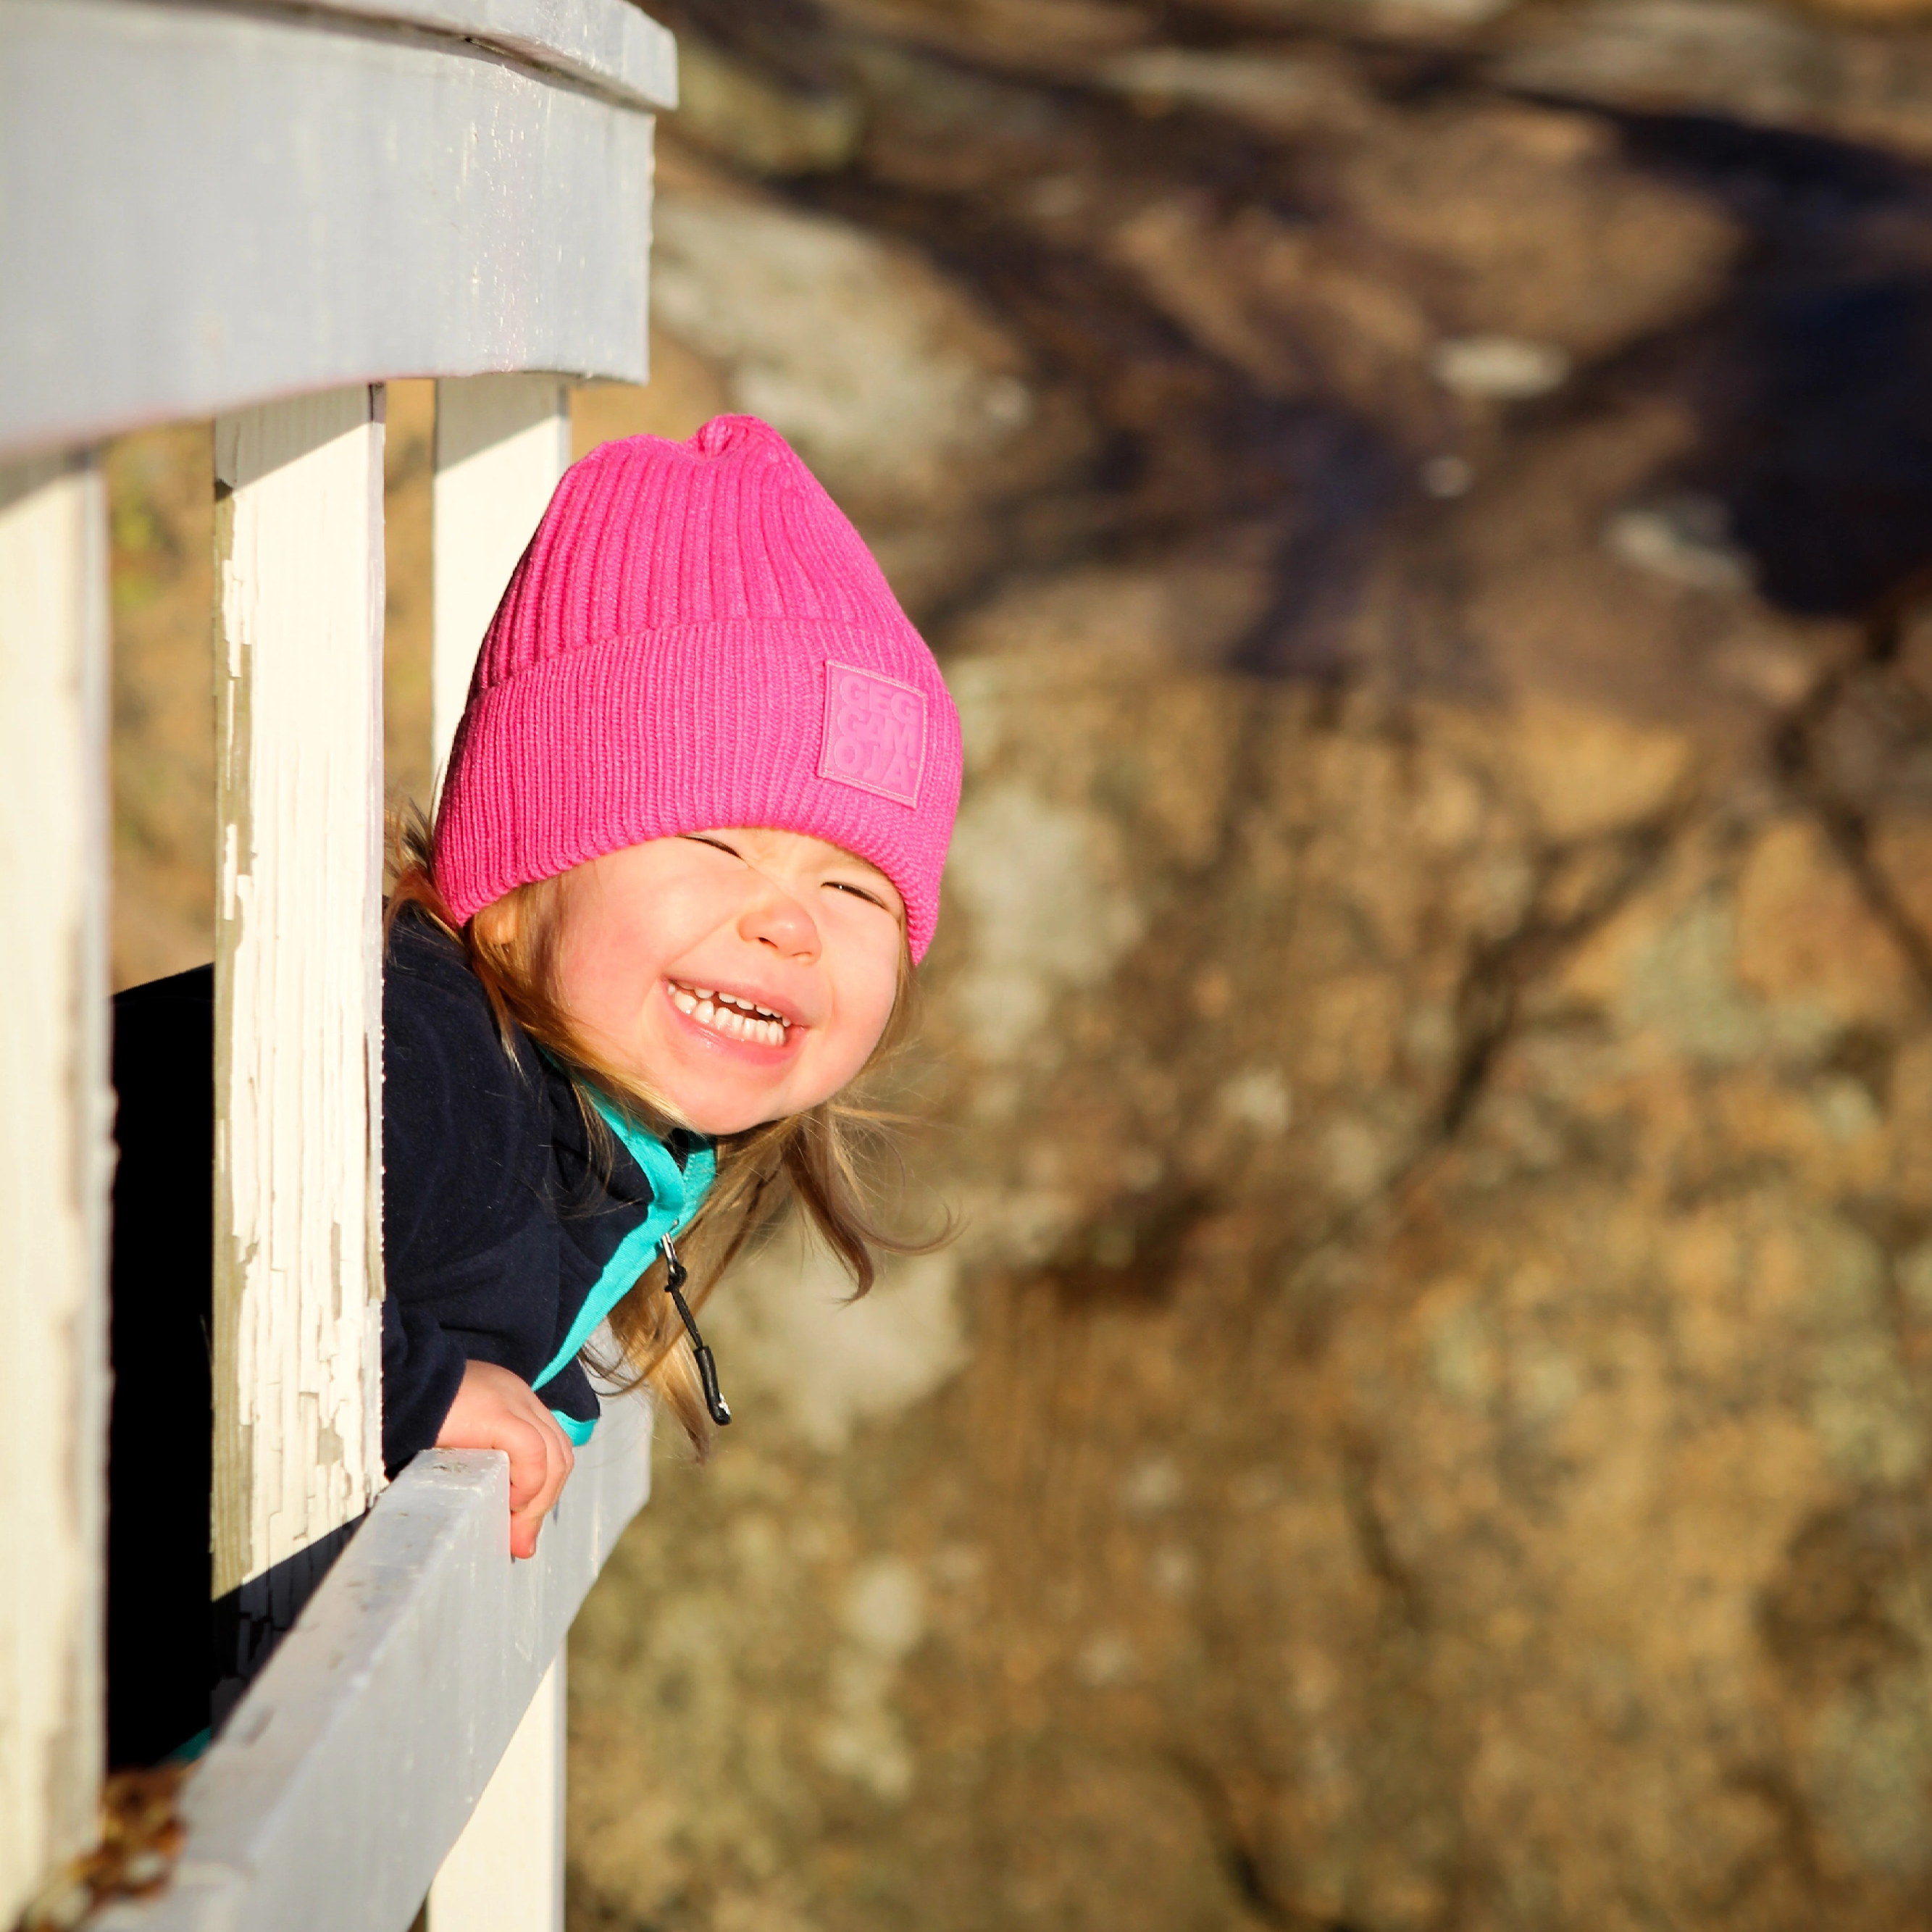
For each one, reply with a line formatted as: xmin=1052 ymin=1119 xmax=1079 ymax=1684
xmin=434 ymin=417 xmax=961 ymax=961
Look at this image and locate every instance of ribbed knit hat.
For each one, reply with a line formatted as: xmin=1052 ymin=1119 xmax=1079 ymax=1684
xmin=434 ymin=417 xmax=962 ymax=961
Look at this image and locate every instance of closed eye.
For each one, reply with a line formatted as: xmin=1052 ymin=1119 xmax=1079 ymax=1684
xmin=825 ymin=879 xmax=892 ymax=913
xmin=682 ymin=834 xmax=745 ymax=862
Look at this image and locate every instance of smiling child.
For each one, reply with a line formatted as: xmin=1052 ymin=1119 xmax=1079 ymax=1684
xmin=377 ymin=414 xmax=962 ymax=1556
xmin=105 ymin=414 xmax=961 ymax=1764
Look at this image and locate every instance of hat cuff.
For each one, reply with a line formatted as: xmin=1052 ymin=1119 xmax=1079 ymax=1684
xmin=434 ymin=621 xmax=957 ymax=961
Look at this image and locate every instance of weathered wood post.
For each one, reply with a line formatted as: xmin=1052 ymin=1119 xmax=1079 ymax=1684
xmin=432 ymin=375 xmax=572 ymax=780
xmin=210 ymin=389 xmax=388 ymax=1698
xmin=427 ymin=1657 xmax=567 ymax=1931
xmin=0 ymin=453 xmax=113 ymax=1928
xmin=426 ymin=372 xmax=573 ymax=1932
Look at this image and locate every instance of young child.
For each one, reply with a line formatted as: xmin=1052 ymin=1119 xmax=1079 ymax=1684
xmin=106 ymin=415 xmax=961 ymax=1758
xmin=381 ymin=412 xmax=962 ymax=1555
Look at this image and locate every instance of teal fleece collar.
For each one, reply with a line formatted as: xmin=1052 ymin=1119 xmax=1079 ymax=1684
xmin=533 ymin=1092 xmax=714 ymax=1442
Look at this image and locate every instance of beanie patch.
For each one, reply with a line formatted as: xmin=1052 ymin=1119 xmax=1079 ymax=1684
xmin=819 ymin=660 xmax=927 ymax=808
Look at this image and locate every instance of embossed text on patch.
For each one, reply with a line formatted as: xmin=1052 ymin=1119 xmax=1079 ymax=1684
xmin=818 ymin=661 xmax=927 ymax=806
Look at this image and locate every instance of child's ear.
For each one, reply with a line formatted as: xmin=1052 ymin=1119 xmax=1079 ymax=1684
xmin=474 ymin=894 xmax=520 ymax=945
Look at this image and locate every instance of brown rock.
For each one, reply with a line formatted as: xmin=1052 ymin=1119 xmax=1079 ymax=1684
xmin=672 ymin=33 xmax=866 ymax=177
xmin=1330 ymin=102 xmax=1741 ymax=361
xmin=1734 ymin=818 xmax=1923 ymax=1030
xmin=1491 ymin=0 xmax=1932 ymax=164
xmin=1870 ymin=817 xmax=1932 ymax=951
xmin=1489 ymin=698 xmax=1696 ymax=844
xmin=817 ymin=0 xmax=1155 ymax=69
xmin=648 ymin=177 xmax=1039 ymax=522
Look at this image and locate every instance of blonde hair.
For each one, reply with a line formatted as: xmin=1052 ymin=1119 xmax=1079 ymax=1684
xmin=385 ymin=804 xmax=937 ymax=1456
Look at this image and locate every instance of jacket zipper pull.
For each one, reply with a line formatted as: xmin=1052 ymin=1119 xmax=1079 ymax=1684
xmin=660 ymin=1234 xmax=732 ymax=1426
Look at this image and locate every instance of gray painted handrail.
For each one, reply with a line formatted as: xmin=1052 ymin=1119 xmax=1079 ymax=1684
xmin=89 ymin=1394 xmax=652 ymax=1932
xmin=292 ymin=0 xmax=677 ymax=109
xmin=0 ymin=0 xmax=672 ymax=458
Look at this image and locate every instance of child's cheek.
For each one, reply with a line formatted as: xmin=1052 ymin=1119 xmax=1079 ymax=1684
xmin=844 ymin=950 xmax=902 ymax=1064
xmin=553 ymin=911 xmax=665 ymax=1044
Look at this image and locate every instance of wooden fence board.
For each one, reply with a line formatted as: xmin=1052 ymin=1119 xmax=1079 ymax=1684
xmin=0 ymin=453 xmax=112 ymax=1926
xmin=428 ymin=1654 xmax=567 ymax=1932
xmin=91 ymin=1396 xmax=650 ymax=1932
xmin=419 ymin=373 xmax=582 ymax=1928
xmin=213 ymin=390 xmax=388 ymax=1599
xmin=432 ymin=376 xmax=574 ymax=785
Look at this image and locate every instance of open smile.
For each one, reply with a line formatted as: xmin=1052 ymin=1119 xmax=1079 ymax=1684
xmin=666 ymin=979 xmax=796 ymax=1050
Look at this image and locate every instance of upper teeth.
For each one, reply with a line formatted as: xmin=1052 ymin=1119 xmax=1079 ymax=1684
xmin=670 ymin=982 xmax=790 ymax=1047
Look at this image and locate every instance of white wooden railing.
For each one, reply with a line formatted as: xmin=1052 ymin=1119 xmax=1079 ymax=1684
xmin=0 ymin=5 xmax=676 ymax=1927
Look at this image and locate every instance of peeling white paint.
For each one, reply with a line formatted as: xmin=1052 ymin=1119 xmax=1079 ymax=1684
xmin=213 ymin=389 xmax=386 ymax=1596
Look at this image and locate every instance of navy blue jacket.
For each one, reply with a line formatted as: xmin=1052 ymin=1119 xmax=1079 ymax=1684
xmin=113 ymin=913 xmax=707 ymax=1474
xmin=380 ymin=911 xmax=711 ymax=1469
xmin=105 ymin=913 xmax=708 ymax=1764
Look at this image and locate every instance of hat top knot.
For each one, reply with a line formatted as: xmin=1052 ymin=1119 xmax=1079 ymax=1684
xmin=689 ymin=414 xmax=788 ymax=461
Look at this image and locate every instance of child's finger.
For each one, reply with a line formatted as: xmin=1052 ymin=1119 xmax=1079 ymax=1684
xmin=498 ymin=1410 xmax=556 ymax=1515
xmin=519 ymin=1402 xmax=576 ymax=1524
xmin=509 ymin=1506 xmax=544 ymax=1560
xmin=508 ymin=1411 xmax=576 ymax=1559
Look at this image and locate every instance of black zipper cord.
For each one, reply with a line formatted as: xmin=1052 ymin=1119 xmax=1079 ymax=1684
xmin=661 ymin=1234 xmax=732 ymax=1426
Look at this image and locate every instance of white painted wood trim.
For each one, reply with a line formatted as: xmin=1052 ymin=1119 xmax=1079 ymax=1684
xmin=0 ymin=454 xmax=112 ymax=1925
xmin=213 ymin=390 xmax=388 ymax=1597
xmin=1 ymin=2 xmax=659 ymax=459
xmin=89 ymin=1392 xmax=652 ymax=1932
xmin=432 ymin=377 xmax=573 ymax=787
xmin=428 ymin=1652 xmax=566 ymax=1932
xmin=285 ymin=0 xmax=677 ymax=109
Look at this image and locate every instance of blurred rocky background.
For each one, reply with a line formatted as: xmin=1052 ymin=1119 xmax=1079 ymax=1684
xmin=106 ymin=0 xmax=1932 ymax=1925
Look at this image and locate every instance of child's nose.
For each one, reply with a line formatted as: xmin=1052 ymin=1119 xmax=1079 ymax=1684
xmin=739 ymin=881 xmax=819 ymax=960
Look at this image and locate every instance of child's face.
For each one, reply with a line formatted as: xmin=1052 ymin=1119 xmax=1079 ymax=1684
xmin=543 ymin=828 xmax=906 ymax=1135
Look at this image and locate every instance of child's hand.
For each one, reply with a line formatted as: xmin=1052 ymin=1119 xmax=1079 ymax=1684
xmin=436 ymin=1360 xmax=576 ymax=1559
